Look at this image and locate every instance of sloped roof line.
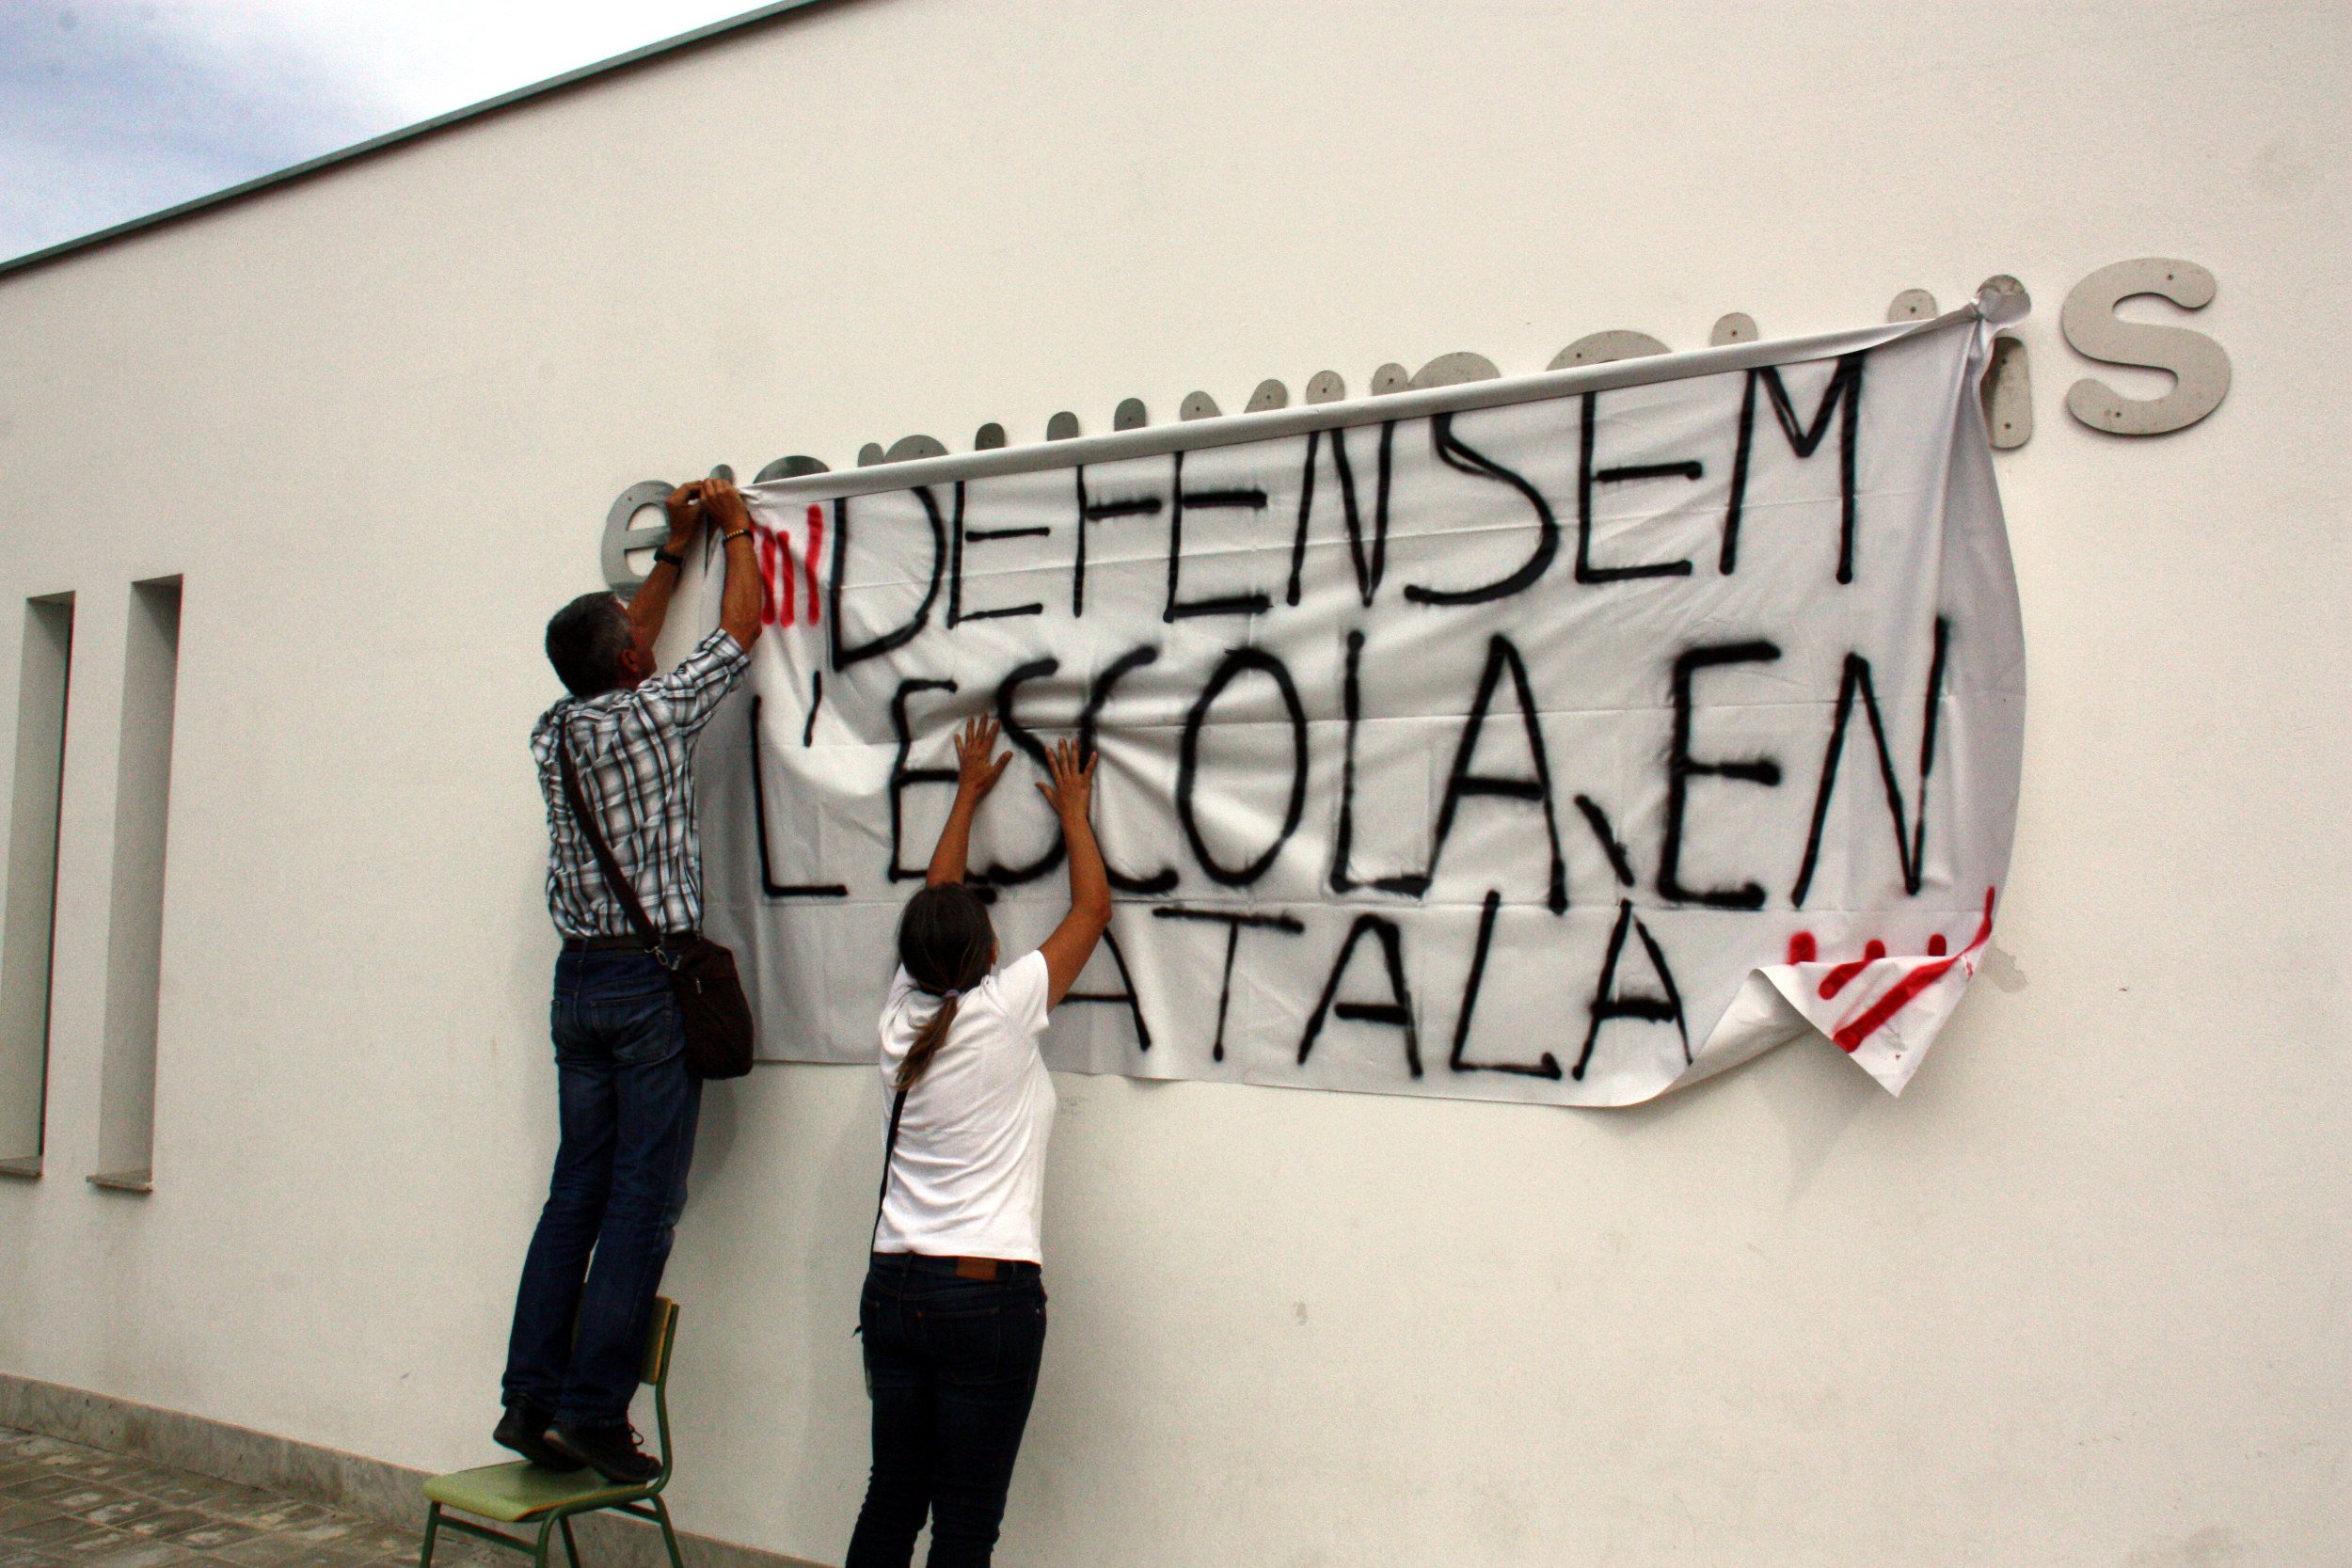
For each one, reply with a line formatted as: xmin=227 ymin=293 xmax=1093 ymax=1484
xmin=0 ymin=0 xmax=839 ymax=283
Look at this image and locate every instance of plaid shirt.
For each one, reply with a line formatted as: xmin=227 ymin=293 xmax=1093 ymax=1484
xmin=532 ymin=628 xmax=750 ymax=940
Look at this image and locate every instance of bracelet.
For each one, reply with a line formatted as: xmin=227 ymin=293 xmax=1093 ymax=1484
xmin=651 ymin=546 xmax=685 ymax=569
xmin=721 ymin=529 xmax=755 ymax=546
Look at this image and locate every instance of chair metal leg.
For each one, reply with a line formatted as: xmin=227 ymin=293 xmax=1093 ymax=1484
xmin=419 ymin=1502 xmax=441 ymax=1567
xmin=652 ymin=1495 xmax=685 ymax=1568
xmin=533 ymin=1518 xmax=554 ymax=1567
xmin=559 ymin=1515 xmax=580 ymax=1567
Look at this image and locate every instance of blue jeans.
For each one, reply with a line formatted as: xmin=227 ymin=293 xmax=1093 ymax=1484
xmin=502 ymin=949 xmax=703 ymax=1430
xmin=845 ymin=1255 xmax=1049 ymax=1568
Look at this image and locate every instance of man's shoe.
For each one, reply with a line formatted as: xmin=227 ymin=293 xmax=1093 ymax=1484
xmin=544 ymin=1422 xmax=661 ymax=1485
xmin=493 ymin=1402 xmax=582 ymax=1471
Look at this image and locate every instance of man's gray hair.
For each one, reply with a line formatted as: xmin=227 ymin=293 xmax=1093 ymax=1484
xmin=545 ymin=592 xmax=634 ymax=696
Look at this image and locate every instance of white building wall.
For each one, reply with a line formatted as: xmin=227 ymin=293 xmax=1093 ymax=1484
xmin=0 ymin=2 xmax=2344 ymax=1564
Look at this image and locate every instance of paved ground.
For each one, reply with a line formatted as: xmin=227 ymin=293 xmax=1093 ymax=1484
xmin=0 ymin=1426 xmax=509 ymax=1567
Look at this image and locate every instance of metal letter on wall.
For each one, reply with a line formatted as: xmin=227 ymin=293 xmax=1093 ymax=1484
xmin=601 ymin=481 xmax=675 ymax=595
xmin=2060 ymin=259 xmax=2230 ymax=436
xmin=1979 ymin=334 xmax=2032 ymax=449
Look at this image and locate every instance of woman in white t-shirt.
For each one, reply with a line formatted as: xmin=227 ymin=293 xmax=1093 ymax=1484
xmin=844 ymin=719 xmax=1110 ymax=1568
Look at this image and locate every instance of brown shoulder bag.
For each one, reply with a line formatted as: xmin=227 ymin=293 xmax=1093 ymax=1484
xmin=557 ymin=736 xmax=756 ymax=1080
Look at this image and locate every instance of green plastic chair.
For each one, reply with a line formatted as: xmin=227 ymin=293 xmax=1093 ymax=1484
xmin=420 ymin=1297 xmax=686 ymax=1568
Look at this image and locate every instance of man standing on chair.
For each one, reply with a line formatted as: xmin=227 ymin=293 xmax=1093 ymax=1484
xmin=497 ymin=476 xmax=764 ymax=1482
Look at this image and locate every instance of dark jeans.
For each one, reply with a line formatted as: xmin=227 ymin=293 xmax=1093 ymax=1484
xmin=845 ymin=1255 xmax=1049 ymax=1568
xmin=502 ymin=949 xmax=702 ymax=1430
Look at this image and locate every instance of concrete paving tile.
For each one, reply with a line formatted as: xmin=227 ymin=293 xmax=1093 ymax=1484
xmin=267 ymin=1548 xmax=373 ymax=1568
xmin=56 ymin=1499 xmax=151 ymax=1531
xmin=2 ymin=1477 xmax=94 ymax=1505
xmin=417 ymin=1544 xmax=510 ymax=1568
xmin=275 ymin=1511 xmax=372 ymax=1547
xmin=0 ymin=1516 xmax=111 ymax=1551
xmin=27 ymin=1462 xmax=136 ymax=1488
xmin=198 ymin=1498 xmax=329 ymax=1533
xmin=102 ymin=1477 xmax=217 ymax=1513
xmin=100 ymin=1513 xmax=206 ymax=1544
xmin=5 ymin=1446 xmax=72 ymax=1466
xmin=50 ymin=1491 xmax=135 ymax=1523
xmin=14 ymin=1447 xmax=92 ymax=1468
xmin=0 ymin=1446 xmax=71 ymax=1468
xmin=53 ymin=1532 xmax=167 ymax=1560
xmin=183 ymin=1485 xmax=273 ymax=1524
xmin=0 ymin=1429 xmax=528 ymax=1568
xmin=201 ymin=1538 xmax=315 ymax=1568
xmin=410 ymin=1527 xmax=501 ymax=1565
xmin=65 ymin=1542 xmax=201 ymax=1568
xmin=0 ymin=1502 xmax=56 ymax=1534
xmin=152 ymin=1516 xmax=261 ymax=1552
xmin=330 ymin=1521 xmax=422 ymax=1557
xmin=89 ymin=1478 xmax=171 ymax=1506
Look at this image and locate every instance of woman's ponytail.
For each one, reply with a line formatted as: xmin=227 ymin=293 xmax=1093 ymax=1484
xmin=893 ymin=881 xmax=995 ymax=1091
xmin=896 ymin=993 xmax=960 ymax=1090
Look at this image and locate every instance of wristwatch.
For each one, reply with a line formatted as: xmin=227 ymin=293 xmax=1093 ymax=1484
xmin=651 ymin=545 xmax=685 ymax=569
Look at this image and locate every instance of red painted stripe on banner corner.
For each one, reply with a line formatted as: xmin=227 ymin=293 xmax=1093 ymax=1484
xmin=1833 ymin=889 xmax=1997 ymax=1053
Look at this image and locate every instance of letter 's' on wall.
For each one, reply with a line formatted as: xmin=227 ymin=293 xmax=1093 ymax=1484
xmin=94 ymin=578 xmax=181 ymax=1190
xmin=0 ymin=595 xmax=74 ymax=1173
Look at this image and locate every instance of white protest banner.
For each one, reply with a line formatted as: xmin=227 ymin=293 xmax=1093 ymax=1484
xmin=691 ymin=302 xmax=2026 ymax=1106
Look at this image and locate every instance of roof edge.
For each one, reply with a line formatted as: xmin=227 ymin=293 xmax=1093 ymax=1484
xmin=0 ymin=0 xmax=843 ymax=284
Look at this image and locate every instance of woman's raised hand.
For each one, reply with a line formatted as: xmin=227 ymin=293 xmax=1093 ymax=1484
xmin=1034 ymin=736 xmax=1109 ymax=1006
xmin=1036 ymin=737 xmax=1097 ymax=824
xmin=953 ymin=717 xmax=1012 ymax=801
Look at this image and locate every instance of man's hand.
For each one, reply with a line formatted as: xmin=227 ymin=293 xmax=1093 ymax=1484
xmin=663 ymin=482 xmax=706 ymax=547
xmin=626 ymin=481 xmax=705 ymax=654
xmin=704 ymin=477 xmax=754 ymax=536
xmin=954 ymin=718 xmax=1012 ymax=801
xmin=706 ymin=477 xmax=763 ymax=651
xmin=1036 ymin=738 xmax=1096 ymax=825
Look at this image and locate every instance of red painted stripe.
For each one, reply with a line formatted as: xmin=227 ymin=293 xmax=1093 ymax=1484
xmin=1819 ymin=941 xmax=1885 ymax=1000
xmin=764 ymin=530 xmax=795 ymax=625
xmin=1833 ymin=957 xmax=1956 ymax=1051
xmin=1833 ymin=889 xmax=1997 ymax=1053
xmin=805 ymin=507 xmax=824 ymax=623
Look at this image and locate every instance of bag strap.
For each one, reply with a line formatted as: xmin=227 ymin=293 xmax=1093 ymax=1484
xmin=555 ymin=725 xmax=665 ymax=953
xmin=870 ymin=1084 xmax=910 ymax=1250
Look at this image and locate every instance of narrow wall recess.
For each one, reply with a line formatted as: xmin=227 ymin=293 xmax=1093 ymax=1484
xmin=92 ymin=578 xmax=181 ymax=1192
xmin=0 ymin=595 xmax=74 ymax=1178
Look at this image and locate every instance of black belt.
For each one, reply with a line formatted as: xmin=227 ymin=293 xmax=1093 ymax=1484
xmin=561 ymin=932 xmax=693 ymax=953
xmin=870 ymin=1251 xmax=1041 ymax=1282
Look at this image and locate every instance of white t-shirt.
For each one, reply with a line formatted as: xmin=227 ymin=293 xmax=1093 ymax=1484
xmin=874 ymin=949 xmax=1057 ymax=1263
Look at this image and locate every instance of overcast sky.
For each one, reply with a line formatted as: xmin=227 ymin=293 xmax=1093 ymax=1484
xmin=1 ymin=1 xmax=759 ymax=261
